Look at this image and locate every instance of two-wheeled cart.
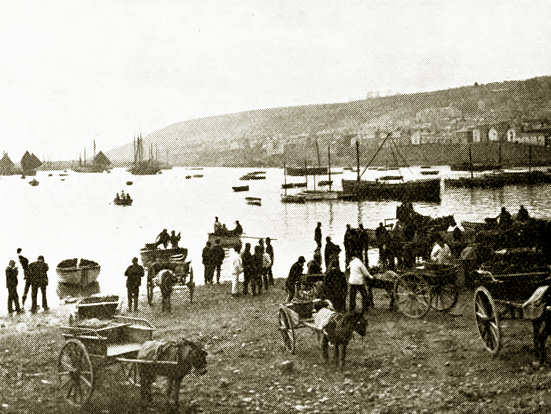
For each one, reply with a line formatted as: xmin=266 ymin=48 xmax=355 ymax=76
xmin=474 ymin=269 xmax=551 ymax=356
xmin=57 ymin=299 xmax=179 ymax=407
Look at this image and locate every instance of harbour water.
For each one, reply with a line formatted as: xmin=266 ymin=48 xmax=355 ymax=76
xmin=1 ymin=165 xmax=551 ymax=315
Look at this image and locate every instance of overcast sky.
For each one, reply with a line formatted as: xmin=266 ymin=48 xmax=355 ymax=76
xmin=1 ymin=0 xmax=550 ymax=160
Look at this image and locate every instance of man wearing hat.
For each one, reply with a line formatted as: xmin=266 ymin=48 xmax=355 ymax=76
xmin=29 ymin=255 xmax=49 ymax=313
xmin=124 ymin=257 xmax=144 ymax=312
xmin=6 ymin=260 xmax=21 ymax=314
xmin=286 ymin=256 xmax=305 ymax=302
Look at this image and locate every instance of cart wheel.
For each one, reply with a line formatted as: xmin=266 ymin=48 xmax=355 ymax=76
xmin=147 ymin=279 xmax=154 ymax=306
xmin=278 ymin=309 xmax=296 ymax=354
xmin=57 ymin=339 xmax=95 ymax=407
xmin=431 ymin=284 xmax=459 ymax=311
xmin=474 ymin=286 xmax=501 ymax=355
xmin=394 ymin=272 xmax=432 ymax=319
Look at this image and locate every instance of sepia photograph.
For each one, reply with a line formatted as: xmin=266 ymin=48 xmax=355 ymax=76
xmin=1 ymin=1 xmax=551 ymax=412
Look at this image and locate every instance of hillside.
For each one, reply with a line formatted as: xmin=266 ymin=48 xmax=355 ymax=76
xmin=107 ymin=76 xmax=551 ymax=166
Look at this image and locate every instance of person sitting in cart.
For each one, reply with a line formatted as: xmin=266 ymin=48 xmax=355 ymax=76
xmin=517 ymin=204 xmax=530 ymax=222
xmin=497 ymin=206 xmax=513 ymax=228
xmin=286 ymin=256 xmax=305 ymax=302
xmin=214 ymin=217 xmax=223 ymax=235
xmin=115 ymin=192 xmax=120 ymax=201
xmin=155 ymin=229 xmax=170 ymax=249
xmin=430 ymin=235 xmax=452 ymax=264
xmin=170 ymin=230 xmax=181 ymax=248
xmin=233 ymin=220 xmax=243 ymax=236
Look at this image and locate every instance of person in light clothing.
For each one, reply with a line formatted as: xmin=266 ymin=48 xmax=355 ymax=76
xmin=347 ymin=254 xmax=372 ymax=313
xmin=229 ymin=245 xmax=243 ymax=297
xmin=430 ymin=235 xmax=452 ymax=264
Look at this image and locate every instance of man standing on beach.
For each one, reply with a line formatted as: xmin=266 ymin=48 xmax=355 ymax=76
xmin=265 ymin=237 xmax=274 ymax=286
xmin=212 ymin=239 xmax=225 ymax=284
xmin=286 ymin=256 xmax=305 ymax=302
xmin=124 ymin=257 xmax=144 ymax=312
xmin=347 ymin=253 xmax=372 ymax=313
xmin=202 ymin=241 xmax=212 ymax=284
xmin=6 ymin=260 xmax=21 ymax=314
xmin=314 ymin=222 xmax=322 ymax=249
xmin=17 ymin=248 xmax=31 ymax=308
xmin=229 ymin=245 xmax=243 ymax=297
xmin=29 ymin=256 xmax=49 ymax=313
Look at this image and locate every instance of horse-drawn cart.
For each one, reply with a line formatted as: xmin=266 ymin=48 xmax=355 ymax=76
xmin=278 ymin=300 xmax=332 ymax=354
xmin=473 ymin=268 xmax=551 ymax=357
xmin=139 ymin=244 xmax=194 ymax=305
xmin=392 ymin=263 xmax=460 ymax=319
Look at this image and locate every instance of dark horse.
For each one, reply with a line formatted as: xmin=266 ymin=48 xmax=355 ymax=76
xmin=401 ymin=213 xmax=456 ymax=266
xmin=319 ymin=310 xmax=368 ymax=368
xmin=138 ymin=338 xmax=207 ymax=409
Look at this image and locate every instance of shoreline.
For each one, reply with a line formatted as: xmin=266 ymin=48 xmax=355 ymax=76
xmin=1 ymin=282 xmax=551 ymax=413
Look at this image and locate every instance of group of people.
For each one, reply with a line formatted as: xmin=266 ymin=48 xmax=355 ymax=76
xmin=5 ymin=249 xmax=49 ymax=314
xmin=287 ymin=233 xmax=373 ymax=315
xmin=154 ymin=229 xmax=182 ymax=249
xmin=213 ymin=217 xmax=244 ymax=237
xmin=203 ymin=236 xmax=274 ymax=297
xmin=115 ymin=190 xmax=132 ymax=202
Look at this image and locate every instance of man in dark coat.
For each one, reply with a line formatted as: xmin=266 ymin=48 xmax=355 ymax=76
xmin=359 ymin=224 xmax=370 ymax=266
xmin=6 ymin=260 xmax=21 ymax=314
xmin=498 ymin=207 xmax=512 ymax=228
xmin=211 ymin=239 xmax=225 ymax=284
xmin=265 ymin=237 xmax=274 ymax=286
xmin=17 ymin=248 xmax=31 ymax=307
xmin=124 ymin=257 xmax=144 ymax=312
xmin=324 ymin=237 xmax=341 ymax=272
xmin=241 ymin=243 xmax=255 ymax=295
xmin=29 ymin=255 xmax=49 ymax=313
xmin=314 ymin=222 xmax=322 ymax=249
xmin=286 ymin=256 xmax=305 ymax=302
xmin=155 ymin=229 xmax=170 ymax=249
xmin=202 ymin=241 xmax=212 ymax=284
xmin=375 ymin=222 xmax=389 ymax=269
xmin=323 ymin=261 xmax=347 ymax=313
xmin=169 ymin=231 xmax=181 ymax=248
xmin=344 ymin=224 xmax=353 ymax=267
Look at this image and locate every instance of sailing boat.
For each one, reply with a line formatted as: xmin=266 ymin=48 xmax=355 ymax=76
xmin=341 ymin=135 xmax=441 ymax=203
xmin=72 ymin=140 xmax=111 ymax=173
xmin=128 ymin=134 xmax=161 ymax=175
xmin=280 ymin=160 xmax=306 ymax=203
xmin=295 ymin=140 xmax=339 ymax=201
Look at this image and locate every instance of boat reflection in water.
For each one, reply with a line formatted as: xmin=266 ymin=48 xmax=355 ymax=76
xmin=57 ymin=281 xmax=100 ymax=301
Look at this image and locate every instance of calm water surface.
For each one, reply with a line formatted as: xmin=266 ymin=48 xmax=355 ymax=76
xmin=1 ymin=166 xmax=551 ymax=314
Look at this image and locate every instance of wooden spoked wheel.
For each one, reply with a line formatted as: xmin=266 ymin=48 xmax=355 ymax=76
xmin=394 ymin=272 xmax=432 ymax=319
xmin=147 ymin=278 xmax=154 ymax=306
xmin=57 ymin=339 xmax=95 ymax=407
xmin=278 ymin=309 xmax=296 ymax=354
xmin=431 ymin=283 xmax=459 ymax=311
xmin=474 ymin=286 xmax=501 ymax=355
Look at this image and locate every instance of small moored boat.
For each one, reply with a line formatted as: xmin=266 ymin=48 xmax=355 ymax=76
xmin=126 ymin=181 xmax=133 ymax=185
xmin=56 ymin=258 xmax=101 ymax=287
xmin=232 ymin=185 xmax=249 ymax=192
xmin=29 ymin=179 xmax=39 ymax=186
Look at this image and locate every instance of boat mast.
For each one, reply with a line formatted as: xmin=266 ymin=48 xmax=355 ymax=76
xmin=328 ymin=142 xmax=332 ymax=192
xmin=356 ymin=139 xmax=360 ymax=183
xmin=469 ymin=144 xmax=473 ymax=180
xmin=304 ymin=159 xmax=308 ymax=188
xmin=283 ymin=160 xmax=287 ymax=196
xmin=529 ymin=144 xmax=532 ymax=172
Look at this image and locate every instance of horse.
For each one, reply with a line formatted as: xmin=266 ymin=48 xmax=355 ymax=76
xmin=318 ymin=310 xmax=368 ymax=369
xmin=138 ymin=338 xmax=207 ymax=409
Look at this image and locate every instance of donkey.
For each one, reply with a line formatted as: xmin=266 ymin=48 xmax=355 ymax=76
xmin=319 ymin=310 xmax=368 ymax=369
xmin=138 ymin=338 xmax=207 ymax=409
